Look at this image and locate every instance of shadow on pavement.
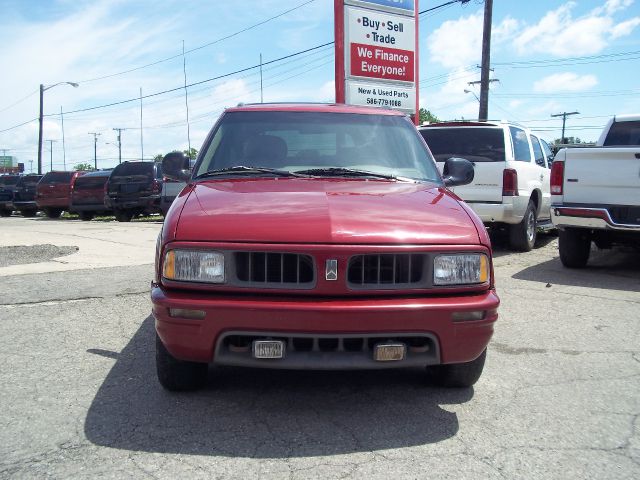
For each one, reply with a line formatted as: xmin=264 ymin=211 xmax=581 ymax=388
xmin=489 ymin=230 xmax=557 ymax=258
xmin=85 ymin=316 xmax=470 ymax=458
xmin=512 ymin=247 xmax=640 ymax=292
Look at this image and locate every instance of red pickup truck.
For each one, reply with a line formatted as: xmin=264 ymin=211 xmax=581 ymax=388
xmin=152 ymin=103 xmax=499 ymax=391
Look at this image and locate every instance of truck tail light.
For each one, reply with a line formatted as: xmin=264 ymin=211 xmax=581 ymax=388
xmin=550 ymin=161 xmax=564 ymax=195
xmin=502 ymin=169 xmax=518 ymax=196
xmin=151 ymin=179 xmax=161 ymax=194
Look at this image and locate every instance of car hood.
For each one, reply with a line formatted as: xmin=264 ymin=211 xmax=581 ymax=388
xmin=175 ymin=178 xmax=480 ymax=245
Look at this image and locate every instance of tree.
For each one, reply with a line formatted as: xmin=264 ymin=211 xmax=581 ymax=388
xmin=183 ymin=148 xmax=198 ymax=160
xmin=153 ymin=154 xmax=164 ymax=162
xmin=74 ymin=163 xmax=95 ymax=171
xmin=419 ymin=108 xmax=440 ymax=124
xmin=552 ymin=137 xmax=590 ymax=145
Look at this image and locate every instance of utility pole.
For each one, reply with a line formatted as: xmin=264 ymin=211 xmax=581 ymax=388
xmin=139 ymin=88 xmax=144 ymax=161
xmin=260 ymin=53 xmax=264 ymax=103
xmin=46 ymin=139 xmax=57 ymax=172
xmin=478 ymin=0 xmax=493 ymax=121
xmin=38 ymin=84 xmax=44 ymax=174
xmin=112 ymin=128 xmax=126 ymax=164
xmin=88 ymin=132 xmax=101 ymax=169
xmin=60 ymin=106 xmax=67 ymax=170
xmin=182 ymin=40 xmax=192 ymax=156
xmin=551 ymin=111 xmax=580 ymax=144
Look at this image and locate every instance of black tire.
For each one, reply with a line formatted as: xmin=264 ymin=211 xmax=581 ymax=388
xmin=45 ymin=208 xmax=62 ymax=219
xmin=427 ymin=349 xmax=487 ymax=388
xmin=156 ymin=333 xmax=208 ymax=391
xmin=559 ymin=228 xmax=591 ymax=268
xmin=115 ymin=210 xmax=133 ymax=222
xmin=20 ymin=209 xmax=37 ymax=218
xmin=509 ymin=200 xmax=537 ymax=252
xmin=79 ymin=211 xmax=94 ymax=221
xmin=0 ymin=209 xmax=11 ymax=217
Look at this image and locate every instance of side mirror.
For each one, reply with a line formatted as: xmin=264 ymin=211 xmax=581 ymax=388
xmin=162 ymin=151 xmax=191 ymax=182
xmin=442 ymin=157 xmax=474 ymax=187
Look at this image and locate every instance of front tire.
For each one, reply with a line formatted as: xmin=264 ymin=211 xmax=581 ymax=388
xmin=427 ymin=349 xmax=487 ymax=388
xmin=45 ymin=208 xmax=62 ymax=219
xmin=509 ymin=200 xmax=537 ymax=252
xmin=156 ymin=333 xmax=208 ymax=391
xmin=115 ymin=210 xmax=133 ymax=222
xmin=20 ymin=209 xmax=37 ymax=218
xmin=559 ymin=228 xmax=591 ymax=268
xmin=0 ymin=209 xmax=11 ymax=217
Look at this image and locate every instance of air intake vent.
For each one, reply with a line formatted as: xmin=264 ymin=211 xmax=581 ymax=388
xmin=235 ymin=252 xmax=314 ymax=285
xmin=348 ymin=254 xmax=425 ymax=287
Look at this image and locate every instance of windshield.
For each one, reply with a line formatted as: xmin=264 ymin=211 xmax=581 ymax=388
xmin=420 ymin=127 xmax=506 ymax=163
xmin=195 ymin=111 xmax=441 ymax=183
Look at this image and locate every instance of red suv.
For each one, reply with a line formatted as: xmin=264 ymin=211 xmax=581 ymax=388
xmin=36 ymin=170 xmax=85 ymax=218
xmin=153 ymin=104 xmax=499 ymax=391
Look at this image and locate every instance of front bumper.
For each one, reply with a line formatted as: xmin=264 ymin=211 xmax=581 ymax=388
xmin=13 ymin=201 xmax=37 ymax=211
xmin=466 ymin=196 xmax=529 ymax=225
xmin=551 ymin=205 xmax=640 ymax=232
xmin=152 ymin=286 xmax=499 ymax=368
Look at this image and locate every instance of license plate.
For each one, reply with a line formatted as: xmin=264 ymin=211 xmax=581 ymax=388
xmin=253 ymin=340 xmax=285 ymax=359
xmin=374 ymin=343 xmax=406 ymax=362
xmin=120 ymin=184 xmax=139 ymax=193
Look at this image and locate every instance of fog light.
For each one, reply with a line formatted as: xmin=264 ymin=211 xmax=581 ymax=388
xmin=451 ymin=310 xmax=486 ymax=322
xmin=169 ymin=308 xmax=206 ymax=320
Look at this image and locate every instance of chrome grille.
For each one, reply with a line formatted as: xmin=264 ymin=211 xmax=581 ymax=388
xmin=235 ymin=252 xmax=314 ymax=285
xmin=348 ymin=254 xmax=425 ymax=287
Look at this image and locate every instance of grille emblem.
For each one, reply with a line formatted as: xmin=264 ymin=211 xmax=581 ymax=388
xmin=325 ymin=259 xmax=338 ymax=281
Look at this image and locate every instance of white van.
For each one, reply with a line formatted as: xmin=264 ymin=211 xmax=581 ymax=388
xmin=419 ymin=121 xmax=554 ymax=251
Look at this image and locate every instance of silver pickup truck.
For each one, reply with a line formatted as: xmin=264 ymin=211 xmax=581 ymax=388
xmin=550 ymin=114 xmax=640 ymax=267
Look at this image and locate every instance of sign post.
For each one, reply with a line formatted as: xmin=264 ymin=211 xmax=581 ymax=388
xmin=335 ymin=0 xmax=419 ymax=124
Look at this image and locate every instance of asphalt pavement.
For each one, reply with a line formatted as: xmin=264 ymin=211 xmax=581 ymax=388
xmin=0 ymin=216 xmax=638 ymax=479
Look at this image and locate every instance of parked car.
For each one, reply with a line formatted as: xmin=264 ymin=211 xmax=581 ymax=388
xmin=35 ymin=170 xmax=85 ymax=218
xmin=105 ymin=161 xmax=163 ymax=222
xmin=160 ymin=158 xmax=195 ymax=216
xmin=13 ymin=174 xmax=43 ymax=217
xmin=419 ymin=121 xmax=554 ymax=251
xmin=153 ymin=103 xmax=499 ymax=392
xmin=0 ymin=174 xmax=20 ymax=216
xmin=69 ymin=169 xmax=113 ymax=221
xmin=551 ymin=114 xmax=640 ymax=267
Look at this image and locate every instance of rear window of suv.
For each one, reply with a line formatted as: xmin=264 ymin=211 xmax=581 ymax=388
xmin=420 ymin=127 xmax=505 ymax=162
xmin=73 ymin=174 xmax=109 ymax=190
xmin=112 ymin=162 xmax=156 ymax=177
xmin=0 ymin=176 xmax=19 ymax=186
xmin=41 ymin=171 xmax=75 ymax=184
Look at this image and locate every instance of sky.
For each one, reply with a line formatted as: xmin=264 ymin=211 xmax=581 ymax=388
xmin=0 ymin=0 xmax=639 ymax=172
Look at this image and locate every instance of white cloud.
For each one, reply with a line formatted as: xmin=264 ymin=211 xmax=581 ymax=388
xmin=610 ymin=17 xmax=640 ymax=38
xmin=514 ymin=1 xmax=640 ymax=56
xmin=428 ymin=11 xmax=521 ymax=69
xmin=533 ymin=73 xmax=598 ymax=93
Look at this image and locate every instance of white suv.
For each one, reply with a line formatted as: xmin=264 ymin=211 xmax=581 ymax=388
xmin=419 ymin=121 xmax=554 ymax=251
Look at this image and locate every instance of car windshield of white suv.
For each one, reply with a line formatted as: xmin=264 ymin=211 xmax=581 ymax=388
xmin=420 ymin=127 xmax=505 ymax=163
xmin=195 ymin=111 xmax=441 ymax=183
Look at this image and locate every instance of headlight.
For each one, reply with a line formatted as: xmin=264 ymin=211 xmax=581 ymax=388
xmin=163 ymin=249 xmax=225 ymax=283
xmin=433 ymin=254 xmax=489 ymax=286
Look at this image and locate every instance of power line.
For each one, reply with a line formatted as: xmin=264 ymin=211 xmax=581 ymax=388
xmin=0 ymin=88 xmax=39 ymax=114
xmin=77 ymin=0 xmax=320 ymax=84
xmin=419 ymin=0 xmax=470 ymax=15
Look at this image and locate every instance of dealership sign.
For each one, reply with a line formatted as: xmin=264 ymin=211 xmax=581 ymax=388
xmin=334 ymin=0 xmax=418 ymax=121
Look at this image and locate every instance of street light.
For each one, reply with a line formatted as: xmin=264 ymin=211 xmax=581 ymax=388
xmin=38 ymin=82 xmax=79 ymax=175
xmin=464 ymin=89 xmax=481 ymax=103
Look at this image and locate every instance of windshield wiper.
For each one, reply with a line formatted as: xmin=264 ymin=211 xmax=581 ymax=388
xmin=195 ymin=166 xmax=305 ymax=179
xmin=294 ymin=167 xmax=416 ymax=182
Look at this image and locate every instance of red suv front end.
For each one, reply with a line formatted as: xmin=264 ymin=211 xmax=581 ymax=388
xmin=152 ymin=104 xmax=499 ymax=391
